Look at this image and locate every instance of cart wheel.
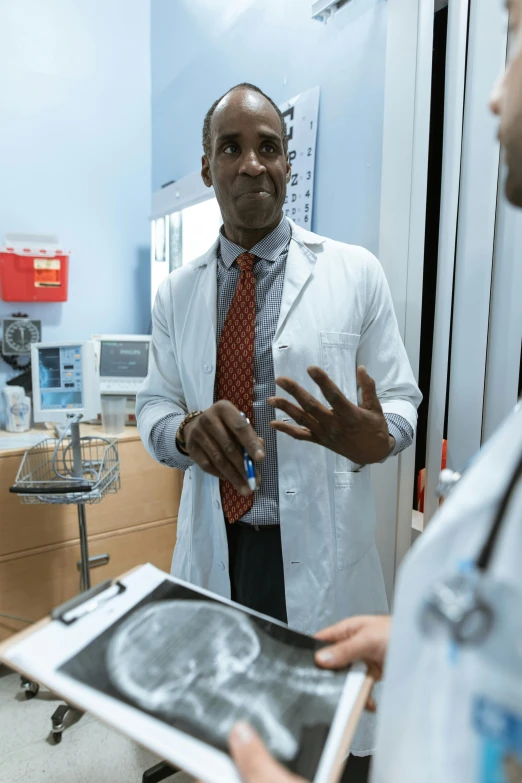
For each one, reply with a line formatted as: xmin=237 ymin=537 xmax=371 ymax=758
xmin=51 ymin=704 xmax=68 ymax=745
xmin=20 ymin=678 xmax=39 ymax=699
xmin=24 ymin=683 xmax=39 ymax=699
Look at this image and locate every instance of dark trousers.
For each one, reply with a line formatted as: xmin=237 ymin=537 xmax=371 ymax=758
xmin=226 ymin=521 xmax=287 ymax=623
xmin=341 ymin=754 xmax=371 ymax=783
xmin=226 ymin=521 xmax=371 ymax=783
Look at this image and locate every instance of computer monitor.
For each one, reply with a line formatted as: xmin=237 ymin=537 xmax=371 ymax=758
xmin=92 ymin=335 xmax=151 ymax=396
xmin=31 ymin=341 xmax=101 ymax=424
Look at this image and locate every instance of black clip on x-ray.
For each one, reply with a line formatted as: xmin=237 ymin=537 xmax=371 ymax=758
xmin=52 ymin=579 xmax=127 ymax=626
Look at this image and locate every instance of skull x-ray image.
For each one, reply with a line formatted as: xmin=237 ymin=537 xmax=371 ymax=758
xmin=59 ymin=579 xmax=350 ymax=779
xmin=106 ymin=600 xmax=345 ymax=761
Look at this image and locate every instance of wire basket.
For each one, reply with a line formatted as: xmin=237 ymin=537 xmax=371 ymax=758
xmin=11 ymin=436 xmax=120 ymax=505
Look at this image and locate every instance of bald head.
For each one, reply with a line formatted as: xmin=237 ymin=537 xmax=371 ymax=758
xmin=202 ymin=83 xmax=288 ymax=159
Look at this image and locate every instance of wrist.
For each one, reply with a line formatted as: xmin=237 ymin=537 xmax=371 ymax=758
xmin=176 ymin=411 xmax=203 ymax=455
xmin=356 ymin=433 xmax=395 ymax=466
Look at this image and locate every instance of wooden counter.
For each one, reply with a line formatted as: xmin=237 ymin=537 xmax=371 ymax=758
xmin=0 ymin=424 xmax=182 ymax=640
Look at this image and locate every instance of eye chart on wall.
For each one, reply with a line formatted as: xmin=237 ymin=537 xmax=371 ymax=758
xmin=279 ymin=86 xmax=320 ymax=229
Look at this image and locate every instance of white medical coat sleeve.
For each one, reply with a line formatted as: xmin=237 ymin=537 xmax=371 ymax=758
xmin=358 ymin=252 xmax=422 ymax=431
xmin=136 ymin=280 xmax=193 ymax=470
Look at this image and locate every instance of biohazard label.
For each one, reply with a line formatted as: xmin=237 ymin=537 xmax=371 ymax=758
xmin=34 ymin=258 xmax=61 ymax=288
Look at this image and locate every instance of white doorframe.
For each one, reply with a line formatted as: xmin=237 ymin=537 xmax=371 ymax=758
xmin=445 ymin=0 xmax=507 ymax=474
xmin=377 ymin=0 xmax=433 ymax=598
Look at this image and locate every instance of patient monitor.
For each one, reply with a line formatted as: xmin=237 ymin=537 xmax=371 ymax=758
xmin=31 ymin=341 xmax=100 ymax=424
xmin=92 ymin=335 xmax=151 ymax=396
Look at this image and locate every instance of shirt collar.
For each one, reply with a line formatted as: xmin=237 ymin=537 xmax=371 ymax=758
xmin=219 ymin=216 xmax=291 ymax=269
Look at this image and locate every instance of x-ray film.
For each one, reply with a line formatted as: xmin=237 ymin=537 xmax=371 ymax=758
xmin=0 ymin=565 xmax=370 ymax=783
xmin=107 ymin=600 xmax=345 ymax=763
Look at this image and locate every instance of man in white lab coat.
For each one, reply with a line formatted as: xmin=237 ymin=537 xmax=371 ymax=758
xmin=137 ymin=83 xmax=420 ymax=651
xmin=220 ymin=3 xmax=522 ymax=783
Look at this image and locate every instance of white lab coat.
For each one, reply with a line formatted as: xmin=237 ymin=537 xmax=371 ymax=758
xmin=372 ymin=401 xmax=522 ymax=782
xmin=137 ymin=221 xmax=421 ymax=750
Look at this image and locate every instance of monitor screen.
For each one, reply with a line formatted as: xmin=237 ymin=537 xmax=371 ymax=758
xmin=100 ymin=341 xmax=149 ymax=379
xmin=39 ymin=345 xmax=84 ymax=410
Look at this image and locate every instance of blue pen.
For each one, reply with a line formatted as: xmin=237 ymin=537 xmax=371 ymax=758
xmin=241 ymin=413 xmax=257 ymax=491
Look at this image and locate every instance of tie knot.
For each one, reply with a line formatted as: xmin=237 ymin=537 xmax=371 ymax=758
xmin=236 ymin=252 xmax=255 ymax=272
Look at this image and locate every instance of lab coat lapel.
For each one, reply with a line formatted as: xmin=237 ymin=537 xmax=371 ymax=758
xmin=192 ymin=240 xmax=218 ymax=409
xmin=193 ymin=239 xmax=218 ymax=341
xmin=275 ymin=231 xmax=319 ymax=341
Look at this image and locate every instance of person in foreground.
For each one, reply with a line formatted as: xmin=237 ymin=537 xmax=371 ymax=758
xmin=215 ymin=1 xmax=522 ymax=780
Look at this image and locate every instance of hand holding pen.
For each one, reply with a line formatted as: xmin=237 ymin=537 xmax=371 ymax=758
xmin=181 ymin=401 xmax=264 ymax=496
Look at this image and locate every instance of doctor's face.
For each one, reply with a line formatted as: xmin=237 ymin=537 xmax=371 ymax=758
xmin=491 ymin=0 xmax=522 ymax=206
xmin=201 ymin=88 xmax=291 ymax=239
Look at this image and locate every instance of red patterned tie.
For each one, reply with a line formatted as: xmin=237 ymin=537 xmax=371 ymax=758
xmin=216 ymin=252 xmax=256 ymax=523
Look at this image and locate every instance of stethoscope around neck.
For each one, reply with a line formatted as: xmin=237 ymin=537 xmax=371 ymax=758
xmin=420 ymin=443 xmax=522 ymax=646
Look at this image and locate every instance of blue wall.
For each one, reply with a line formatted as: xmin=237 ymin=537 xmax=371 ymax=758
xmin=0 ymin=0 xmax=151 ymax=421
xmin=151 ymin=0 xmax=387 ymax=250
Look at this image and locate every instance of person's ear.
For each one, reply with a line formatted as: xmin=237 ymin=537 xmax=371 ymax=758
xmin=286 ymin=159 xmax=291 ymax=183
xmin=202 ymin=156 xmax=213 ymax=188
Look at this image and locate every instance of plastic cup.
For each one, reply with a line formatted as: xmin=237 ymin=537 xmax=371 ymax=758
xmin=101 ymin=395 xmax=126 ymax=436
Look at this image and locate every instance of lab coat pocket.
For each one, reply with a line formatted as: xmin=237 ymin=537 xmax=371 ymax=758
xmin=320 ymin=332 xmax=360 ymax=402
xmin=334 ymin=470 xmax=375 ymax=570
xmin=321 ymin=332 xmax=360 ymax=472
xmin=443 ymin=578 xmax=522 ymax=783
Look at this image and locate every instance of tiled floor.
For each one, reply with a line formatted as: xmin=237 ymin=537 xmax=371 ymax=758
xmin=0 ymin=666 xmax=193 ymax=783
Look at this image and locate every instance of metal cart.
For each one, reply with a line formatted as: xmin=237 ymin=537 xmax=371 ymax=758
xmin=7 ymin=421 xmax=120 ymax=742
